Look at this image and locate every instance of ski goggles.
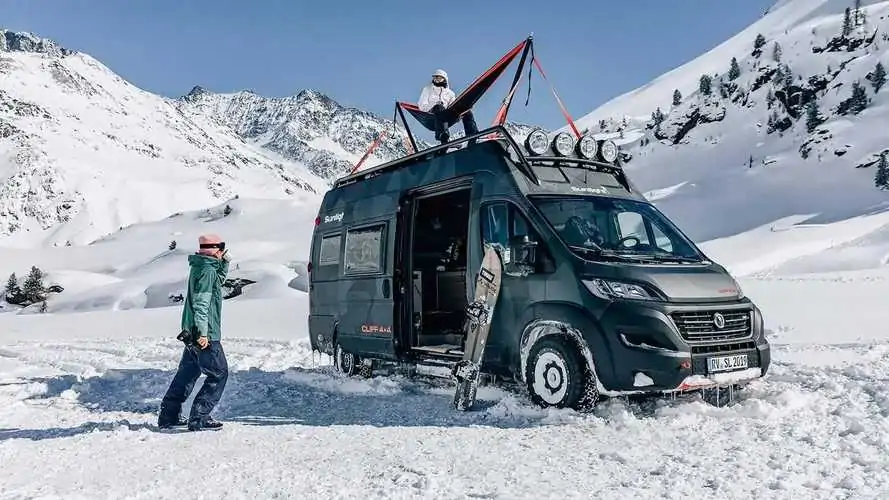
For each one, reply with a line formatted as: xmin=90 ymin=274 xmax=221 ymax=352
xmin=199 ymin=242 xmax=226 ymax=251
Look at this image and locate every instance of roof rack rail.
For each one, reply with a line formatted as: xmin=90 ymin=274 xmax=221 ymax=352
xmin=333 ymin=125 xmax=540 ymax=188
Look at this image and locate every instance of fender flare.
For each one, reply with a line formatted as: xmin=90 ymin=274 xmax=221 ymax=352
xmin=517 ymin=305 xmax=615 ymax=394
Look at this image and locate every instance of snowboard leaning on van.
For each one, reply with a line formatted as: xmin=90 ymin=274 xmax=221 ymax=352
xmin=452 ymin=244 xmax=503 ymax=411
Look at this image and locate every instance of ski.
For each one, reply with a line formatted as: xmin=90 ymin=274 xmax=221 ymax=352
xmin=452 ymin=244 xmax=503 ymax=411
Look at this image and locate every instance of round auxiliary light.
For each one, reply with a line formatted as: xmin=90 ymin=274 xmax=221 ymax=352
xmin=552 ymin=131 xmax=575 ymax=157
xmin=575 ymin=134 xmax=598 ymax=159
xmin=599 ymin=139 xmax=618 ymax=163
xmin=524 ymin=128 xmax=549 ymax=156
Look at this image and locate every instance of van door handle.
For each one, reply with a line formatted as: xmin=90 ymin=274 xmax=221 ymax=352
xmin=382 ymin=279 xmax=391 ymax=298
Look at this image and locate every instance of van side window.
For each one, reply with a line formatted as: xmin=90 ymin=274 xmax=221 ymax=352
xmin=319 ymin=234 xmax=341 ymax=266
xmin=344 ymin=224 xmax=385 ymax=275
xmin=481 ymin=202 xmax=550 ymax=273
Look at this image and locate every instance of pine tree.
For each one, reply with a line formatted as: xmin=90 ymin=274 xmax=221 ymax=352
xmin=651 ymin=107 xmax=665 ymax=126
xmin=875 ymin=153 xmax=889 ymax=190
xmin=4 ymin=273 xmax=20 ymax=302
xmin=766 ymin=89 xmax=776 ymax=108
xmin=699 ymin=74 xmax=712 ymax=95
xmin=728 ymin=57 xmax=741 ymax=80
xmin=672 ymin=89 xmax=682 ymax=106
xmin=754 ymin=34 xmax=766 ymax=51
xmin=842 ymin=7 xmax=852 ymax=37
xmin=873 ymin=62 xmax=886 ymax=93
xmin=850 ymin=81 xmax=868 ymax=114
xmin=21 ymin=266 xmax=46 ymax=304
xmin=772 ymin=42 xmax=782 ymax=62
xmin=854 ymin=0 xmax=862 ymax=26
xmin=774 ymin=65 xmax=785 ymax=85
xmin=806 ymin=100 xmax=824 ymax=132
xmin=783 ymin=65 xmax=794 ymax=88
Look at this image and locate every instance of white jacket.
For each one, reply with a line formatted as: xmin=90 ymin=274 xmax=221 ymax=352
xmin=418 ymin=84 xmax=455 ymax=112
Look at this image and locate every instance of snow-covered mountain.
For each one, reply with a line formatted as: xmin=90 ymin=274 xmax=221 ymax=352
xmin=176 ymin=86 xmax=425 ymax=181
xmin=0 ymin=29 xmax=330 ymax=248
xmin=569 ymin=0 xmax=889 ymax=276
xmin=0 ymin=29 xmax=542 ymax=248
xmin=176 ymin=86 xmax=542 ymax=182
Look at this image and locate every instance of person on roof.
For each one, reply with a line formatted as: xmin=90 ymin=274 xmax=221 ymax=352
xmin=418 ymin=69 xmax=479 ymax=144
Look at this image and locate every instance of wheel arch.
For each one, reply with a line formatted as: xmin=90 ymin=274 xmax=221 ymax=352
xmin=517 ymin=303 xmax=615 ymax=393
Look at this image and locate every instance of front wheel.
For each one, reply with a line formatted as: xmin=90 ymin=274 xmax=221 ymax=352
xmin=525 ymin=337 xmax=598 ymax=411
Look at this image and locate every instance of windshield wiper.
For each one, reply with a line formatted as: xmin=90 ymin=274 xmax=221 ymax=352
xmin=568 ymin=245 xmax=655 ymax=263
xmin=619 ymin=251 xmax=703 ymax=264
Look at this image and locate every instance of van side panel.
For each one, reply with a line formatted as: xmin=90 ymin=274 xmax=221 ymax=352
xmin=310 ymin=181 xmax=399 ymax=360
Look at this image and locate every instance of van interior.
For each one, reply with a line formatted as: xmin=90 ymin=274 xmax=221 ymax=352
xmin=408 ymin=188 xmax=471 ymax=356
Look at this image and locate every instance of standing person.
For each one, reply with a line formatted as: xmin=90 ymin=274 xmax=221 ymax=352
xmin=418 ymin=69 xmax=479 ymax=144
xmin=157 ymin=234 xmax=231 ymax=431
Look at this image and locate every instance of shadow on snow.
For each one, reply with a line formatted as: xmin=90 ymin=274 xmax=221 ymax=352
xmin=0 ymin=365 xmax=670 ymax=441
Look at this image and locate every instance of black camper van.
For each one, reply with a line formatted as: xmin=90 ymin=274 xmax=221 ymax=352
xmin=307 ymin=37 xmax=770 ymax=410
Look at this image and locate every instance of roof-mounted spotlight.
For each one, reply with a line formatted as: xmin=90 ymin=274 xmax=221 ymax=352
xmin=598 ymin=139 xmax=618 ymax=163
xmin=575 ymin=134 xmax=598 ymax=159
xmin=525 ymin=128 xmax=549 ymax=156
xmin=552 ymin=131 xmax=575 ymax=157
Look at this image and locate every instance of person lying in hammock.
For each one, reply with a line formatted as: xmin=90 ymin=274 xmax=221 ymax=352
xmin=418 ymin=69 xmax=480 ymax=144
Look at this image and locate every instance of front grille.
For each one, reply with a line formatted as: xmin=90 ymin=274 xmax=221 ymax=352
xmin=670 ymin=309 xmax=752 ymax=343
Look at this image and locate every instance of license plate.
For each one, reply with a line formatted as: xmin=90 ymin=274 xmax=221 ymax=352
xmin=707 ymin=354 xmax=748 ymax=373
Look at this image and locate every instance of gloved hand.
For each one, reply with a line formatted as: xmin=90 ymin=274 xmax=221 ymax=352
xmin=221 ymin=249 xmax=232 ymax=262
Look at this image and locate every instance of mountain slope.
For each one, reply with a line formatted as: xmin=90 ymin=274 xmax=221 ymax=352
xmin=568 ymin=0 xmax=889 ymax=276
xmin=176 ymin=86 xmax=425 ymax=181
xmin=0 ymin=30 xmax=328 ymax=248
xmin=176 ymin=87 xmax=545 ymax=182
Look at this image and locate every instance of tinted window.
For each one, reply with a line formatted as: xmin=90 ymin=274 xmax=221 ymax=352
xmin=531 ymin=196 xmax=701 ymax=261
xmin=344 ymin=225 xmax=384 ymax=274
xmin=319 ymin=234 xmax=341 ymax=266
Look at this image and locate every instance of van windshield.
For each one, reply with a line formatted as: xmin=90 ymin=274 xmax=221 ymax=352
xmin=530 ymin=196 xmax=704 ymax=263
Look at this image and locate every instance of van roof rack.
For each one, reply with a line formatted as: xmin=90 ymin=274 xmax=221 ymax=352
xmin=334 ymin=124 xmax=540 ymax=188
xmin=339 ymin=34 xmax=598 ymax=186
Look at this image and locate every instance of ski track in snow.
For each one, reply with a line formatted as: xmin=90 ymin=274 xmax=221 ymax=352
xmin=2 ymin=314 xmax=889 ymax=498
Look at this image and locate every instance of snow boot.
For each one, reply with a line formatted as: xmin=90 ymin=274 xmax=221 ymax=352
xmin=188 ymin=416 xmax=223 ymax=431
xmin=157 ymin=403 xmax=188 ymax=429
xmin=158 ymin=416 xmax=188 ymax=429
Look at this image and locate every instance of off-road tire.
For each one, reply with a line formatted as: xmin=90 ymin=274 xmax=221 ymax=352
xmin=525 ymin=337 xmax=598 ymax=410
xmin=334 ymin=343 xmax=359 ymax=376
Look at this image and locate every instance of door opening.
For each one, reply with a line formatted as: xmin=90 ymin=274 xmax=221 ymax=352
xmin=408 ymin=188 xmax=471 ymax=356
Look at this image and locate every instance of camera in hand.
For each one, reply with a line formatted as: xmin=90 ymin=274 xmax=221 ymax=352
xmin=177 ymin=329 xmax=196 ymax=345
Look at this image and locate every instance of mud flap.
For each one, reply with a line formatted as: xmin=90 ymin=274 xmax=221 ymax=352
xmin=452 ymin=244 xmax=503 ymax=411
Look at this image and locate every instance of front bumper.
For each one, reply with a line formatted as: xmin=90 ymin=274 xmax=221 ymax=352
xmin=591 ymin=299 xmax=771 ymax=394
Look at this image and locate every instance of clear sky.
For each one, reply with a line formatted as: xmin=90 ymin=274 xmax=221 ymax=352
xmin=3 ymin=0 xmax=776 ymax=130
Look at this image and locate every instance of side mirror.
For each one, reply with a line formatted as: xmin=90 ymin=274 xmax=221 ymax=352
xmin=509 ymin=235 xmax=538 ymax=267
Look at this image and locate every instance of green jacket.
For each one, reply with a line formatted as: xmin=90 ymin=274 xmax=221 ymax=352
xmin=181 ymin=253 xmax=229 ymax=341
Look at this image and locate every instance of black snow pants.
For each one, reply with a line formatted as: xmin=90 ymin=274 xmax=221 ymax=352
xmin=159 ymin=341 xmax=229 ymax=425
xmin=430 ymin=104 xmax=480 ymax=144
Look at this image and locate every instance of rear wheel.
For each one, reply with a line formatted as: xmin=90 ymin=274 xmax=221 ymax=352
xmin=334 ymin=344 xmax=359 ymax=376
xmin=525 ymin=337 xmax=598 ymax=411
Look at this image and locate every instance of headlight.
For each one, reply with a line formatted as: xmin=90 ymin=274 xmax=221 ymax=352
xmin=576 ymin=134 xmax=598 ymax=159
xmin=598 ymin=140 xmax=618 ymax=162
xmin=583 ymin=279 xmax=657 ymax=301
xmin=551 ymin=132 xmax=574 ymax=157
xmin=524 ymin=128 xmax=548 ymax=156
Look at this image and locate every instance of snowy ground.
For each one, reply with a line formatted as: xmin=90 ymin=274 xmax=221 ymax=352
xmin=1 ymin=198 xmax=889 ymax=498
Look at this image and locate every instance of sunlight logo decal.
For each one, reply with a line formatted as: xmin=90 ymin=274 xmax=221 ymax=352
xmin=570 ymin=186 xmax=609 ymax=195
xmin=323 ymin=212 xmax=344 ymax=224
